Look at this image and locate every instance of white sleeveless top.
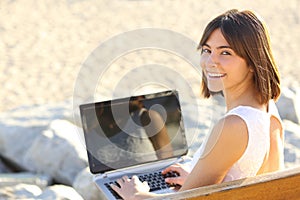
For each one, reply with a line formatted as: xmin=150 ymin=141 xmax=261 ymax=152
xmin=189 ymin=100 xmax=283 ymax=182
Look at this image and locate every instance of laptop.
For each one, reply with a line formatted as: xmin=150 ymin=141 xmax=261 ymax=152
xmin=79 ymin=90 xmax=190 ymax=199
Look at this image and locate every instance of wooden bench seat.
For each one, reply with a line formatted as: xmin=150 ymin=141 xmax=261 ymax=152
xmin=152 ymin=166 xmax=300 ymax=200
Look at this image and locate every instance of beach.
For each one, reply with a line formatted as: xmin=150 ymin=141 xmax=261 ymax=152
xmin=1 ymin=0 xmax=300 ymax=111
xmin=1 ymin=0 xmax=300 ymax=199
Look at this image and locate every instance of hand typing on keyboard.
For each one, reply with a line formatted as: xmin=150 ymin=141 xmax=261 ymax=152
xmin=161 ymin=163 xmax=190 ymax=186
xmin=111 ymin=175 xmax=151 ymax=200
xmin=110 ymin=168 xmax=188 ymax=199
xmin=111 ymin=164 xmax=191 ymax=199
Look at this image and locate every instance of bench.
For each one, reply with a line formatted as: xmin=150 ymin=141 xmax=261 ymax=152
xmin=152 ymin=166 xmax=300 ymax=199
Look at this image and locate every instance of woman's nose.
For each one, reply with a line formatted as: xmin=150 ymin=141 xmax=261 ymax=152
xmin=206 ymin=53 xmax=218 ymax=68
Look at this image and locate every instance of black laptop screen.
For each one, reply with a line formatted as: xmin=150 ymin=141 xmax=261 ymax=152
xmin=80 ymin=90 xmax=188 ymax=174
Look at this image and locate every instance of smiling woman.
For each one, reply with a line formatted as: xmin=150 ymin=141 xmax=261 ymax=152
xmin=111 ymin=9 xmax=284 ymax=200
xmin=198 ymin=9 xmax=281 ymax=105
xmin=199 ymin=29 xmax=252 ymax=94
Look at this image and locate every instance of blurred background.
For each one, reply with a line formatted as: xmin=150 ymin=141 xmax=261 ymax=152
xmin=1 ymin=0 xmax=300 ymax=112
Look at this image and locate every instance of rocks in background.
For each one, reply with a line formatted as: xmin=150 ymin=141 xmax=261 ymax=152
xmin=277 ymin=86 xmax=300 ymax=124
xmin=73 ymin=167 xmax=104 ymax=200
xmin=0 ymin=158 xmax=12 ymax=173
xmin=0 ymin=101 xmax=88 ymax=185
xmin=0 ymin=184 xmax=43 ymax=199
xmin=37 ymin=185 xmax=84 ymax=200
xmin=0 ymin=183 xmax=85 ymax=200
xmin=0 ymin=173 xmax=53 ymax=199
xmin=0 ymin=101 xmax=90 ymax=199
xmin=0 ymin=173 xmax=51 ymax=189
xmin=22 ymin=119 xmax=87 ymax=185
xmin=283 ymin=120 xmax=300 ymax=168
xmin=0 ymin=100 xmax=73 ymax=163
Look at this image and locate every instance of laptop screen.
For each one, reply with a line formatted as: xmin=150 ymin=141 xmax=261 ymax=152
xmin=80 ymin=90 xmax=188 ymax=174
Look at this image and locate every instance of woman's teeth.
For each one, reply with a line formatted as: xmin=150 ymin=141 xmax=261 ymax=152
xmin=207 ymin=72 xmax=226 ymax=78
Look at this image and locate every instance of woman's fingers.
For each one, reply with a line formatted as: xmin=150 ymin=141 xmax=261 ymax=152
xmin=116 ymin=178 xmax=123 ymax=186
xmin=165 ymin=176 xmax=184 ymax=185
xmin=162 ymin=163 xmax=190 ymax=186
xmin=110 ymin=183 xmax=121 ymax=193
xmin=132 ymin=175 xmax=139 ymax=182
xmin=115 ymin=175 xmax=130 ymax=188
xmin=162 ymin=164 xmax=182 ymax=174
xmin=143 ymin=181 xmax=149 ymax=187
xmin=122 ymin=176 xmax=130 ymax=182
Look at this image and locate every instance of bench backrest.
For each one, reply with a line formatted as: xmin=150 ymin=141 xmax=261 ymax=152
xmin=152 ymin=166 xmax=300 ymax=200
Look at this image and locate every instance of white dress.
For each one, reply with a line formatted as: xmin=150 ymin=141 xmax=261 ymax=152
xmin=189 ymin=100 xmax=284 ymax=182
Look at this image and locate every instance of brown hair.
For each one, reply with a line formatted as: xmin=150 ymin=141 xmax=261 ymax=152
xmin=198 ymin=9 xmax=281 ymax=104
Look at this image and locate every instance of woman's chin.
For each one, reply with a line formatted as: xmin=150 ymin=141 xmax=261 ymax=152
xmin=207 ymin=86 xmax=223 ymax=93
xmin=207 ymin=81 xmax=224 ymax=92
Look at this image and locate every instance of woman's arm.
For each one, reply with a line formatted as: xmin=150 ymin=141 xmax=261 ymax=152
xmin=180 ymin=115 xmax=248 ymax=190
xmin=111 ymin=115 xmax=249 ymax=199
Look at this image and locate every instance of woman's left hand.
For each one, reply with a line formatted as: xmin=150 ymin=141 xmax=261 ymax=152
xmin=111 ymin=175 xmax=150 ymax=200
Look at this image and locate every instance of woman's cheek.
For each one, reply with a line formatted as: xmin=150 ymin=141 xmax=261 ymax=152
xmin=200 ymin=56 xmax=207 ymax=70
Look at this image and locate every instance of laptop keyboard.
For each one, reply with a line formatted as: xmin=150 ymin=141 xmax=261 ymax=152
xmin=105 ymin=171 xmax=179 ymax=199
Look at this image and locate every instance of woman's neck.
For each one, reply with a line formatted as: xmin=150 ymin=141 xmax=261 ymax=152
xmin=223 ymin=84 xmax=265 ymax=112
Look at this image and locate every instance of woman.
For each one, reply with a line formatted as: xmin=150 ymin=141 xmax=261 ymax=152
xmin=111 ymin=9 xmax=284 ymax=199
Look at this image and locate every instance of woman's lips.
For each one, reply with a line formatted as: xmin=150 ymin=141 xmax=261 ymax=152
xmin=207 ymin=72 xmax=226 ymax=79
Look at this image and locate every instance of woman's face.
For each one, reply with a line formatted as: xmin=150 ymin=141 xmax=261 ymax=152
xmin=200 ymin=29 xmax=253 ymax=93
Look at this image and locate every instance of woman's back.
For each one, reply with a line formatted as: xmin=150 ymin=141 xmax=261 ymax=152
xmin=222 ymin=101 xmax=284 ymax=181
xmin=257 ymin=115 xmax=284 ymax=174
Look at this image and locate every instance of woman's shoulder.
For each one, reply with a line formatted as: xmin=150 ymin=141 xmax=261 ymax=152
xmin=226 ymin=100 xmax=280 ymax=117
xmin=217 ymin=114 xmax=248 ymax=136
xmin=210 ymin=115 xmax=248 ymax=149
xmin=225 ymin=104 xmax=271 ymax=126
xmin=227 ymin=105 xmax=266 ymax=116
xmin=198 ymin=115 xmax=248 ymax=168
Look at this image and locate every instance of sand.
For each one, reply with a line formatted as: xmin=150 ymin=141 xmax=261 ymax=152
xmin=1 ymin=0 xmax=300 ymax=112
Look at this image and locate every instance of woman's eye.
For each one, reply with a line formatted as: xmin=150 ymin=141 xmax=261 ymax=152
xmin=221 ymin=51 xmax=231 ymax=55
xmin=201 ymin=48 xmax=211 ymax=54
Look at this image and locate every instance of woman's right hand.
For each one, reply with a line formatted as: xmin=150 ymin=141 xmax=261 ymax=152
xmin=161 ymin=163 xmax=190 ymax=186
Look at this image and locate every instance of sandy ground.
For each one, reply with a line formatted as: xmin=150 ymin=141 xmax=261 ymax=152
xmin=1 ymin=0 xmax=300 ymax=112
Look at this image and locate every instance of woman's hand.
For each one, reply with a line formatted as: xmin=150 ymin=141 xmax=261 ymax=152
xmin=162 ymin=163 xmax=190 ymax=186
xmin=110 ymin=175 xmax=151 ymax=200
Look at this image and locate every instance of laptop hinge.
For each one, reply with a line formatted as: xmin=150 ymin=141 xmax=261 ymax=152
xmin=99 ymin=156 xmax=191 ymax=179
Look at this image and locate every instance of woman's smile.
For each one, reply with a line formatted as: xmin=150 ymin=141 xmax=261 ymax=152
xmin=206 ymin=71 xmax=227 ymax=79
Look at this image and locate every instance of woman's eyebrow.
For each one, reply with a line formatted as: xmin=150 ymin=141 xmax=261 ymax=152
xmin=217 ymin=45 xmax=232 ymax=49
xmin=202 ymin=43 xmax=232 ymax=49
